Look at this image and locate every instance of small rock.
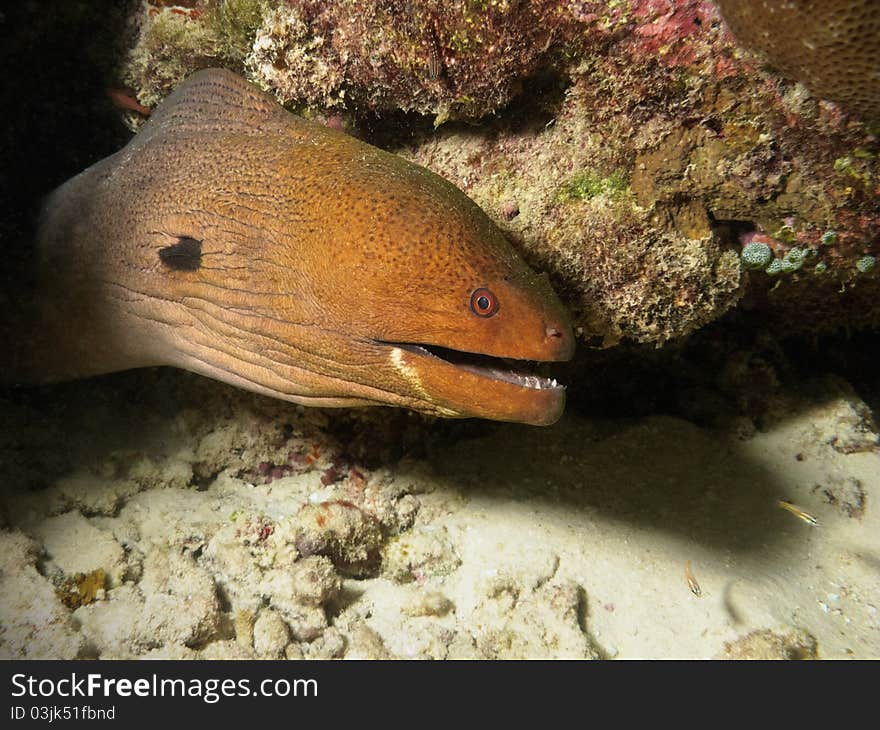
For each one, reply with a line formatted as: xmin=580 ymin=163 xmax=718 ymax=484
xmin=499 ymin=200 xmax=520 ymax=221
xmin=253 ymin=609 xmax=290 ymax=658
xmin=32 ymin=511 xmax=127 ymax=586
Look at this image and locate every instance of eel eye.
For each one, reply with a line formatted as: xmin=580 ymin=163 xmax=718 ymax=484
xmin=470 ymin=287 xmax=499 ymax=317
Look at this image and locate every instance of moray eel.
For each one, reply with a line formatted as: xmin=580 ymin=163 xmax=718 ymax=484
xmin=7 ymin=69 xmax=574 ymax=425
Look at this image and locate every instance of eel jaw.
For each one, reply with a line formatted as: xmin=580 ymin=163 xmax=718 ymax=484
xmin=380 ymin=342 xmax=567 ymax=426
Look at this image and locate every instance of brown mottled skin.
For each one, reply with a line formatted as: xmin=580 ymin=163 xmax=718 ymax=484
xmin=8 ymin=69 xmax=574 ymax=425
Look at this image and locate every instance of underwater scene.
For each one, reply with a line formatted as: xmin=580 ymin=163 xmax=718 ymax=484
xmin=0 ymin=0 xmax=878 ymax=660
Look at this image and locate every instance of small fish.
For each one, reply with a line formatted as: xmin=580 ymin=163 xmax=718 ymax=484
xmin=777 ymin=500 xmax=818 ymax=526
xmin=426 ymin=43 xmax=442 ymax=80
xmin=106 ymin=88 xmax=151 ymax=116
xmin=685 ymin=560 xmax=702 ymax=597
xmin=425 ymin=23 xmax=443 ymax=80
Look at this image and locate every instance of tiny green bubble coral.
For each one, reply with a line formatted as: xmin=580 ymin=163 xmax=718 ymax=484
xmin=814 ymin=262 xmax=828 ymax=274
xmin=765 ymin=259 xmax=785 ymax=276
xmin=856 ymin=255 xmax=876 ymax=273
xmin=779 ymin=247 xmax=805 ymax=273
xmin=785 ymin=247 xmax=805 ymax=264
xmin=741 ymin=242 xmax=773 ymax=269
xmin=820 ymin=230 xmax=837 ymax=246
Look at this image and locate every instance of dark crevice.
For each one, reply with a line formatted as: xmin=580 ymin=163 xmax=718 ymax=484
xmin=708 ymin=212 xmax=756 ymax=250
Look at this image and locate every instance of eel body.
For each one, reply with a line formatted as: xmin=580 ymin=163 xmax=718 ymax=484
xmin=7 ymin=69 xmax=574 ymax=425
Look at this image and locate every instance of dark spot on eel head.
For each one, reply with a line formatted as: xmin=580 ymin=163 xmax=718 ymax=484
xmin=158 ymin=236 xmax=202 ymax=271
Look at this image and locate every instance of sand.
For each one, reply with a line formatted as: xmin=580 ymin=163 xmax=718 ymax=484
xmin=1 ymin=368 xmax=877 ymax=659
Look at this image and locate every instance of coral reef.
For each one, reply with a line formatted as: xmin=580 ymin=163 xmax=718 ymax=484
xmin=402 ymin=13 xmax=878 ymax=343
xmin=716 ymin=0 xmax=880 ymax=124
xmin=124 ymin=0 xmax=265 ymax=108
xmin=127 ymin=0 xmax=587 ymax=121
xmin=117 ymin=1 xmax=879 ymax=346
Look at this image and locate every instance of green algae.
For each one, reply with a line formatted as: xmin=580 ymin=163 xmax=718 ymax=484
xmin=207 ymin=0 xmax=269 ymax=64
xmin=557 ymin=169 xmax=630 ymax=202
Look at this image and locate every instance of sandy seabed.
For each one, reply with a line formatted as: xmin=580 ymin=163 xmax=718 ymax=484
xmin=1 ymin=368 xmax=877 ymax=659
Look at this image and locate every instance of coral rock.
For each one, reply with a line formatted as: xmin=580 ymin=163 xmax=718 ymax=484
xmin=716 ymin=0 xmax=880 ymax=123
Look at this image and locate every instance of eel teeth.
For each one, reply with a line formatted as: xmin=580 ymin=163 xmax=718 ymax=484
xmin=388 ymin=343 xmax=564 ymax=391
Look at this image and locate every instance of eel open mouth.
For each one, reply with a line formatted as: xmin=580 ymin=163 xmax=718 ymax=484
xmin=385 ymin=342 xmax=564 ymax=392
